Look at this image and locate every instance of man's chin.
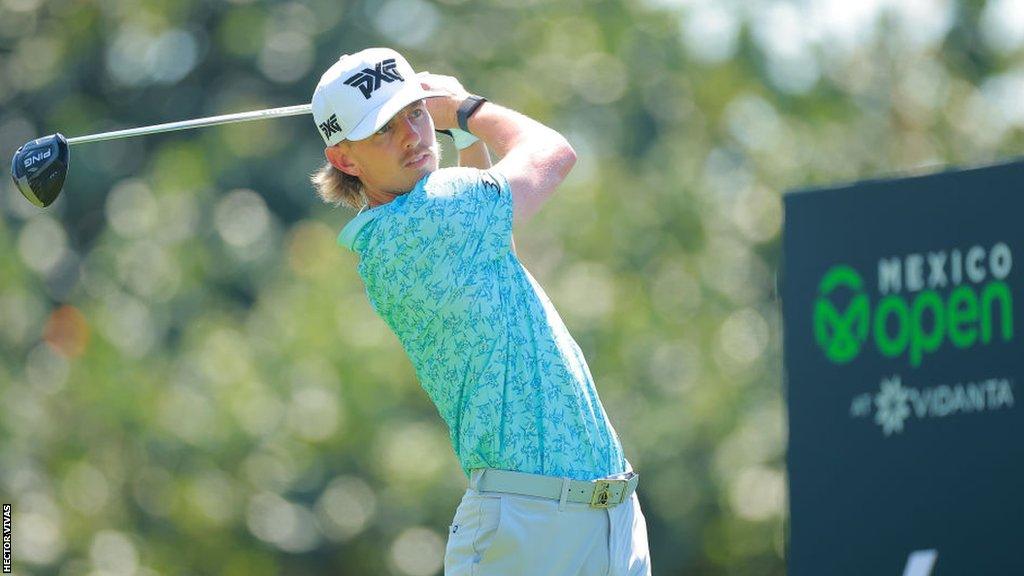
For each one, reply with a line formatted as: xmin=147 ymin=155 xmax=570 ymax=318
xmin=396 ymin=144 xmax=440 ymax=190
xmin=392 ymin=164 xmax=437 ymax=195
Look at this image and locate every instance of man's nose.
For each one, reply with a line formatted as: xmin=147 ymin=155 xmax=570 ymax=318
xmin=397 ymin=116 xmax=421 ymax=148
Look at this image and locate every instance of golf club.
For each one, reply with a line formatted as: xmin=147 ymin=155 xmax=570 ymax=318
xmin=10 ymin=103 xmax=312 ymax=208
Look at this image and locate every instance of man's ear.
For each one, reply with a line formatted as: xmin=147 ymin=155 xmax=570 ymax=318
xmin=325 ymin=144 xmax=360 ymax=177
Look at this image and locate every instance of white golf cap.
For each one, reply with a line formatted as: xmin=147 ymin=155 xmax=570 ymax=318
xmin=311 ymin=47 xmax=443 ymax=146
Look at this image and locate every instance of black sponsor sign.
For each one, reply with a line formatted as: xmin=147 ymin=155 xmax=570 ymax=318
xmin=783 ymin=160 xmax=1024 ymax=575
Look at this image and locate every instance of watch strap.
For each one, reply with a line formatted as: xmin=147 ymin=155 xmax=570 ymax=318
xmin=457 ymin=95 xmax=488 ymax=133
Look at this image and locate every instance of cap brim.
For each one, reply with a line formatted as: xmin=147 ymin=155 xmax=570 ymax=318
xmin=346 ymin=85 xmax=447 ymax=142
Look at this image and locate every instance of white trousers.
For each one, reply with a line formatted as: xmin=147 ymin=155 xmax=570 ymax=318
xmin=444 ymin=487 xmax=652 ymax=575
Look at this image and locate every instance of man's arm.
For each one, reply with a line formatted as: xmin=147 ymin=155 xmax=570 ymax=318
xmin=465 ymin=104 xmax=576 ymax=224
xmin=458 ymin=139 xmax=492 ymax=169
xmin=422 ymin=76 xmax=576 ymax=224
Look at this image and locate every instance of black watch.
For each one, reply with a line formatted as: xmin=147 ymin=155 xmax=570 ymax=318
xmin=457 ymin=95 xmax=488 ymax=133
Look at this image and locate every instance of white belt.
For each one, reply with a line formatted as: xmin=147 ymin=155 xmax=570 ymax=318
xmin=469 ymin=468 xmax=639 ymax=509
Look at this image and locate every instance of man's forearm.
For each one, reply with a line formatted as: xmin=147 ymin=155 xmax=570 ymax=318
xmin=429 ymin=97 xmax=569 ymax=165
xmin=458 ymin=140 xmax=492 ymax=169
xmin=464 ymin=103 xmax=571 ymax=165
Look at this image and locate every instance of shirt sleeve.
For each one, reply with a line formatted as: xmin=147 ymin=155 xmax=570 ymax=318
xmin=406 ymin=167 xmax=513 ymax=262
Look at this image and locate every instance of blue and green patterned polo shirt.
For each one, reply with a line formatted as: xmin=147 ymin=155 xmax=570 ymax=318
xmin=338 ymin=167 xmax=626 ymax=481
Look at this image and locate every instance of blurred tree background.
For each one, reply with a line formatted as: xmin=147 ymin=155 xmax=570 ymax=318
xmin=1 ymin=0 xmax=1023 ymax=574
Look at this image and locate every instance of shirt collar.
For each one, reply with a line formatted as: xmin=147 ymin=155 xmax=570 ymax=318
xmin=337 ymin=176 xmax=427 ymax=251
xmin=337 ymin=204 xmax=382 ymax=251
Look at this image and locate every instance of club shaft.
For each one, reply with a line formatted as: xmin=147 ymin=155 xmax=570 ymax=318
xmin=65 ymin=104 xmax=312 ymax=145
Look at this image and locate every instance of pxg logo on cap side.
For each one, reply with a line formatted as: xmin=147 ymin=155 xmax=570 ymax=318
xmin=344 ymin=58 xmax=404 ymax=99
xmin=319 ymin=114 xmax=342 ymax=139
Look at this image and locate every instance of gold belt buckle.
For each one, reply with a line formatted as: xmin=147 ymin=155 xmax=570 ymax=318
xmin=589 ymin=479 xmax=627 ymax=509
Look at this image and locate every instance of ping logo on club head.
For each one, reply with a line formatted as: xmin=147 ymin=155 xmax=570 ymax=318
xmin=22 ymin=148 xmax=52 ymax=169
xmin=814 ymin=265 xmax=870 ymax=363
xmin=319 ymin=114 xmax=342 ymax=139
xmin=344 ymin=58 xmax=404 ymax=99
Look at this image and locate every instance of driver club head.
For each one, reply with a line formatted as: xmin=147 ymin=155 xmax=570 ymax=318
xmin=11 ymin=133 xmax=70 ymax=207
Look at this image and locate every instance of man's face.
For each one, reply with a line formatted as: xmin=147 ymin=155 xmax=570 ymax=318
xmin=334 ymin=100 xmax=439 ymax=197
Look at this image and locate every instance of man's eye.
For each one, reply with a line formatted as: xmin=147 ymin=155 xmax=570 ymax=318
xmin=376 ymin=123 xmax=391 ymax=135
xmin=410 ymin=108 xmax=424 ymax=118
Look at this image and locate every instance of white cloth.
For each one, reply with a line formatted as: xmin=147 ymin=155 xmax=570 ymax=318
xmin=444 ymin=487 xmax=651 ymax=575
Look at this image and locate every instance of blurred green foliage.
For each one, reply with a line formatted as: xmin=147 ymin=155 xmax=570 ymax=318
xmin=1 ymin=0 xmax=1023 ymax=574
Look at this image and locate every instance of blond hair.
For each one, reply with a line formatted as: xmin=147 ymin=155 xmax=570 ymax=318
xmin=310 ymin=162 xmax=365 ymax=209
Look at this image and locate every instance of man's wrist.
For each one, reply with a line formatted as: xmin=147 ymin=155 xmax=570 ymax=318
xmin=457 ymin=95 xmax=488 ymax=133
xmin=426 ymin=94 xmax=465 ymax=131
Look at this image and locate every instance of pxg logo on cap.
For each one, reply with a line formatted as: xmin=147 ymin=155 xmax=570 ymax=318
xmin=310 ymin=47 xmax=442 ymax=146
xmin=318 ymin=115 xmax=342 ymax=140
xmin=344 ymin=58 xmax=404 ymax=99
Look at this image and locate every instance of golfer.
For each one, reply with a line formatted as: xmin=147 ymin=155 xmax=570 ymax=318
xmin=310 ymin=47 xmax=651 ymax=575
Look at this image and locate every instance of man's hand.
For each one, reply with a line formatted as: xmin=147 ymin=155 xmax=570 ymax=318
xmin=418 ymin=72 xmax=469 ymax=131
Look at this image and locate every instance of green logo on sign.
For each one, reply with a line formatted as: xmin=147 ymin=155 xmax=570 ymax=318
xmin=812 ymin=262 xmax=1014 ymax=367
xmin=814 ymin=266 xmax=870 ymax=363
